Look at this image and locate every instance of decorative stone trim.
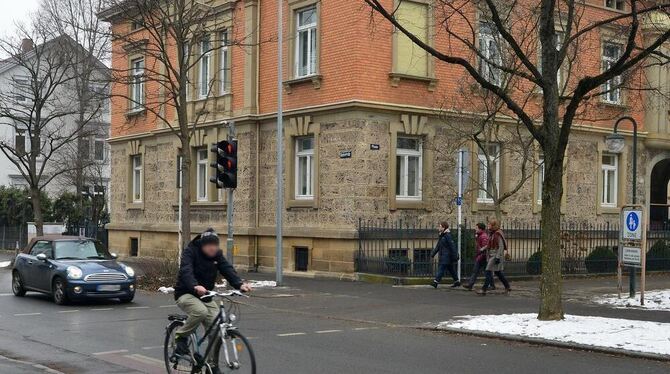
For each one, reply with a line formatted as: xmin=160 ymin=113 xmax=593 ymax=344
xmin=388 ymin=73 xmax=438 ymax=92
xmin=283 ymin=75 xmax=323 ymax=94
xmin=285 ymin=115 xmax=320 ymax=209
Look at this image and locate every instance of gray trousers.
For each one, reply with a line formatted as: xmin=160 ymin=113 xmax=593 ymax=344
xmin=175 ymin=294 xmax=220 ymax=338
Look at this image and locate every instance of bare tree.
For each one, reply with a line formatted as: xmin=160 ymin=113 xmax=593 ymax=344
xmin=365 ymin=0 xmax=670 ymax=319
xmin=101 ymin=0 xmax=249 ymax=249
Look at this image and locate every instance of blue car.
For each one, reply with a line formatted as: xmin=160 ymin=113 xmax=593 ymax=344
xmin=12 ymin=236 xmax=136 ymax=305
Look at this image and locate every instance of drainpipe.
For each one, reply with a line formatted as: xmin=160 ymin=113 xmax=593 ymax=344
xmin=252 ymin=1 xmax=262 ymax=272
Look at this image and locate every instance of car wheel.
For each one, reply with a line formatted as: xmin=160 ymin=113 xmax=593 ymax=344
xmin=12 ymin=271 xmax=26 ymax=297
xmin=119 ymin=294 xmax=135 ymax=303
xmin=52 ymin=278 xmax=69 ymax=305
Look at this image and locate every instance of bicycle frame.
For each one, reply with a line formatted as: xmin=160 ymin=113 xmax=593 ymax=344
xmin=184 ymin=301 xmax=239 ymax=371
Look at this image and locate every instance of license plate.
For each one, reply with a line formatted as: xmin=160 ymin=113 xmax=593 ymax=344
xmin=97 ymin=285 xmax=121 ymax=292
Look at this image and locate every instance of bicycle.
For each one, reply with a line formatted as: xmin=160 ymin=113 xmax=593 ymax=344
xmin=163 ymin=290 xmax=256 ymax=374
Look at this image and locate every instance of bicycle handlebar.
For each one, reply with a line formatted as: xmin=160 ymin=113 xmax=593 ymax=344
xmin=200 ymin=290 xmax=248 ymax=300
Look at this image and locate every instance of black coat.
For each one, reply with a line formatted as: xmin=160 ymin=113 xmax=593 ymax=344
xmin=174 ymin=234 xmax=243 ymax=300
xmin=431 ymin=231 xmax=458 ymax=264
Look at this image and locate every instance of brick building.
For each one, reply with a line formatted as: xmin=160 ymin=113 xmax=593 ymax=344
xmin=100 ymin=0 xmax=670 ymax=275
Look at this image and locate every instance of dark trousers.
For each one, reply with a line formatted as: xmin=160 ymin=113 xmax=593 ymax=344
xmin=435 ymin=263 xmax=459 ymax=283
xmin=483 ymin=270 xmax=510 ymax=290
xmin=467 ymin=259 xmax=493 ymax=288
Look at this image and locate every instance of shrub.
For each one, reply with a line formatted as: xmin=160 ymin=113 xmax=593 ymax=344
xmin=123 ymin=257 xmax=180 ymax=290
xmin=647 ymin=240 xmax=670 ymax=271
xmin=526 ymin=251 xmax=542 ymax=275
xmin=585 ymin=246 xmax=618 ymax=273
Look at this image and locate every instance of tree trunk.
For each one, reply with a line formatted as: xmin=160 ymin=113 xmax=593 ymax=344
xmin=538 ymin=155 xmax=564 ymax=320
xmin=30 ymin=187 xmax=44 ymax=237
xmin=180 ymin=140 xmax=192 ymax=251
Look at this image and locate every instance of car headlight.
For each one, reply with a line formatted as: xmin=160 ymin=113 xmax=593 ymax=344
xmin=121 ymin=264 xmax=135 ymax=277
xmin=66 ymin=266 xmax=83 ymax=280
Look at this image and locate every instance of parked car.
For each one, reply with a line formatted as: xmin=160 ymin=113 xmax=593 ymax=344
xmin=11 ymin=236 xmax=136 ymax=305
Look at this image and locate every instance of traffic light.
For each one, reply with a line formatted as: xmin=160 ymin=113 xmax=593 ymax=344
xmin=210 ymin=140 xmax=238 ymax=189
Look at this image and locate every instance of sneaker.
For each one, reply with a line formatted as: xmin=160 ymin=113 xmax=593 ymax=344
xmin=450 ymin=281 xmax=461 ymax=288
xmin=174 ymin=336 xmax=190 ymax=356
xmin=476 ymin=289 xmax=487 ymax=296
xmin=210 ymin=367 xmax=222 ymax=374
xmin=462 ymin=284 xmax=473 ymax=290
xmin=430 ymin=280 xmax=438 ymax=289
xmin=490 ymin=285 xmax=497 ymax=291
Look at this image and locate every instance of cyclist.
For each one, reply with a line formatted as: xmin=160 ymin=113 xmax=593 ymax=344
xmin=173 ymin=228 xmax=252 ymax=364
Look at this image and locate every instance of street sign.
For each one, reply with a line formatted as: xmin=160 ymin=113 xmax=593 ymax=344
xmin=455 ymin=196 xmax=463 ymax=206
xmin=622 ymin=246 xmax=641 ymax=266
xmin=623 ymin=209 xmax=642 ymax=240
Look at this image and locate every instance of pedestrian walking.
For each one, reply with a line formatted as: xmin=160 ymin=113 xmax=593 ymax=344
xmin=463 ymin=222 xmax=495 ymax=290
xmin=430 ymin=221 xmax=460 ymax=288
xmin=477 ymin=219 xmax=511 ymax=295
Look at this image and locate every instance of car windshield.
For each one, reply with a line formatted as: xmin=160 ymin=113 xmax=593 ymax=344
xmin=54 ymin=240 xmax=110 ymax=260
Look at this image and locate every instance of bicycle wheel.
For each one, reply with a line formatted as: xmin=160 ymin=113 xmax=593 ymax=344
xmin=214 ymin=330 xmax=256 ymax=374
xmin=164 ymin=321 xmax=198 ymax=374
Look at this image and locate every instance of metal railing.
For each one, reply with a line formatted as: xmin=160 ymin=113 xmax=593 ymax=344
xmin=356 ymin=219 xmax=670 ymax=277
xmin=0 ymin=225 xmax=27 ymax=250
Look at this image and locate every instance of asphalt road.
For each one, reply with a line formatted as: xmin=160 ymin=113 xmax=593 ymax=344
xmin=0 ymin=262 xmax=669 ymax=373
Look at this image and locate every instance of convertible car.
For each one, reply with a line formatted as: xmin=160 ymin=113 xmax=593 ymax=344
xmin=12 ymin=236 xmax=136 ymax=304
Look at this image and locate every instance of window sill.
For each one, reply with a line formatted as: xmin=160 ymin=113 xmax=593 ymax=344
xmin=393 ymin=198 xmax=430 ymax=211
xmin=173 ymin=202 xmax=226 ymax=210
xmin=600 ymin=100 xmax=626 ymax=109
xmin=388 ymin=73 xmax=438 ymax=92
xmin=283 ymin=74 xmax=322 ymax=94
xmin=127 ymin=202 xmax=144 ymax=210
xmin=125 ymin=108 xmax=146 ymax=118
xmin=599 ymin=205 xmax=619 ymax=215
xmin=287 ymin=198 xmax=317 ymax=209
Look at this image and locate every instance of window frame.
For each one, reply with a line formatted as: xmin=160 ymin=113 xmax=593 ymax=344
xmin=602 ymin=42 xmax=623 ymax=104
xmin=129 ymin=58 xmax=145 ymax=111
xmin=12 ymin=75 xmax=31 ymax=104
xmin=94 ymin=139 xmax=105 ymax=161
xmin=601 ymin=153 xmax=618 ymax=208
xmin=199 ymin=36 xmax=212 ymax=99
xmin=196 ymin=148 xmax=209 ymax=202
xmin=604 ymin=0 xmax=625 ymax=11
xmin=478 ymin=21 xmax=503 ymax=87
xmin=294 ymin=5 xmax=318 ymax=78
xmin=395 ymin=137 xmax=423 ymax=200
xmin=131 ymin=154 xmax=143 ymax=203
xmin=476 ymin=143 xmax=501 ymax=204
xmin=294 ymin=136 xmax=315 ymax=199
xmin=220 ymin=30 xmax=230 ymax=95
xmin=536 ymin=154 xmax=545 ymax=205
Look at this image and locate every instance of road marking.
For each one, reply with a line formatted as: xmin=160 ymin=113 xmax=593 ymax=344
xmin=92 ymin=349 xmax=128 ymax=356
xmin=159 ymin=305 xmax=177 ymax=308
xmin=57 ymin=310 xmax=80 ymax=313
xmin=277 ymin=332 xmax=306 ymax=337
xmin=141 ymin=346 xmax=163 ymax=350
xmin=124 ymin=354 xmax=164 ymax=366
xmin=353 ymin=327 xmax=379 ymax=331
xmin=14 ymin=312 xmax=42 ymax=316
xmin=126 ymin=306 xmax=150 ymax=310
xmin=91 ymin=308 xmax=113 ymax=311
xmin=315 ymin=330 xmax=342 ymax=334
xmin=0 ymin=293 xmax=13 ymax=296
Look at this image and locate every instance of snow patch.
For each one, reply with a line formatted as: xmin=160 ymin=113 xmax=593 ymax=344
xmin=439 ymin=313 xmax=670 ymax=356
xmin=247 ymin=280 xmax=277 ymax=288
xmin=0 ymin=261 xmax=10 ymax=268
xmin=158 ymin=286 xmax=175 ymax=294
xmin=593 ymin=290 xmax=670 ymax=311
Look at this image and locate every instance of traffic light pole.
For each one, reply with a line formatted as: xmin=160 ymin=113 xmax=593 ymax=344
xmin=226 ymin=122 xmax=235 ymax=265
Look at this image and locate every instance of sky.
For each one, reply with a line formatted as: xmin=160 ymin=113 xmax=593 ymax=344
xmin=0 ymin=0 xmax=40 ymax=37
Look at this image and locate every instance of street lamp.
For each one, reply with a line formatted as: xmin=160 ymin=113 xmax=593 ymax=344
xmin=606 ymin=116 xmax=638 ymax=298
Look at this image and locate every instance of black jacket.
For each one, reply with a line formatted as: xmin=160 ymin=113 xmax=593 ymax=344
xmin=174 ymin=234 xmax=243 ymax=300
xmin=430 ymin=230 xmax=458 ymax=264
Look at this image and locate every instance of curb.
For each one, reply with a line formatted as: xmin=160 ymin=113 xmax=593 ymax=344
xmin=427 ymin=326 xmax=670 ymax=362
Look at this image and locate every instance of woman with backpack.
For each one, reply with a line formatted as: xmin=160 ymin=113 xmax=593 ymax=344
xmin=478 ymin=218 xmax=511 ymax=295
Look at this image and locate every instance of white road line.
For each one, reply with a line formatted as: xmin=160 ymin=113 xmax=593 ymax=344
xmin=315 ymin=330 xmax=342 ymax=334
xmin=124 ymin=354 xmax=164 ymax=366
xmin=353 ymin=327 xmax=379 ymax=331
xmin=141 ymin=346 xmax=163 ymax=350
xmin=126 ymin=306 xmax=150 ymax=310
xmin=277 ymin=332 xmax=306 ymax=337
xmin=92 ymin=349 xmax=128 ymax=356
xmin=57 ymin=310 xmax=80 ymax=313
xmin=0 ymin=293 xmax=13 ymax=297
xmin=91 ymin=308 xmax=113 ymax=311
xmin=14 ymin=312 xmax=42 ymax=316
xmin=159 ymin=305 xmax=177 ymax=308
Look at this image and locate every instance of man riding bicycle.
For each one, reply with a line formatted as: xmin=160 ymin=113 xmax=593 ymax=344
xmin=173 ymin=228 xmax=252 ymax=367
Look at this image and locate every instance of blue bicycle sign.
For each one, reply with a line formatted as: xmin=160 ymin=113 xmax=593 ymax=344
xmin=626 ymin=212 xmax=639 ymax=232
xmin=622 ymin=209 xmax=643 ymax=240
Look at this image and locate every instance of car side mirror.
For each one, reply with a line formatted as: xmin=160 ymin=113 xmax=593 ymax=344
xmin=110 ymin=253 xmax=118 ymax=259
xmin=36 ymin=253 xmax=47 ymax=261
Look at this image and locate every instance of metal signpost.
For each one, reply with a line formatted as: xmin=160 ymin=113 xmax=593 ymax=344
xmin=455 ymin=148 xmax=469 ymax=280
xmin=226 ymin=122 xmax=236 ymax=264
xmin=618 ymin=205 xmax=647 ymax=305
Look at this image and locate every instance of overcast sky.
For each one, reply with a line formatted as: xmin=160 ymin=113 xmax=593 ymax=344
xmin=0 ymin=1 xmax=39 ymax=37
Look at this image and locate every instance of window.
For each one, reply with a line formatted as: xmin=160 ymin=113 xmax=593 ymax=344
xmin=295 ymin=137 xmax=315 ymax=198
xmin=396 ymin=137 xmax=422 ymax=199
xmin=394 ymin=1 xmax=429 ymax=77
xmin=94 ymin=139 xmax=105 ymax=161
xmin=220 ymin=30 xmax=230 ymax=94
xmin=295 ymin=6 xmax=317 ymax=78
xmin=196 ymin=149 xmax=209 ymax=202
xmin=602 ymin=43 xmax=622 ymax=104
xmin=12 ymin=76 xmax=31 ymax=103
xmin=605 ymin=0 xmax=625 ymax=11
xmin=199 ymin=36 xmax=212 ymax=98
xmin=130 ymin=58 xmax=144 ymax=110
xmin=30 ymin=241 xmax=52 ymax=258
xmin=477 ymin=144 xmax=501 ymax=203
xmin=601 ymin=154 xmax=618 ymax=207
xmin=14 ymin=131 xmax=26 ymax=155
xmin=79 ymin=137 xmax=91 ymax=160
xmin=132 ymin=155 xmax=143 ymax=202
xmin=536 ymin=155 xmax=545 ymax=205
xmin=479 ymin=22 xmax=502 ymax=86
xmin=182 ymin=43 xmax=190 ymax=100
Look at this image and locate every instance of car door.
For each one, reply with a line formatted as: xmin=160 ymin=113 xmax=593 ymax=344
xmin=24 ymin=241 xmax=52 ymax=291
xmin=32 ymin=241 xmax=54 ymax=292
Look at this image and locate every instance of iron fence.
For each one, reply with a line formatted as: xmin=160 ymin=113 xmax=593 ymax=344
xmin=64 ymin=223 xmax=108 ymax=249
xmin=356 ymin=219 xmax=670 ymax=277
xmin=0 ymin=225 xmax=27 ymax=250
